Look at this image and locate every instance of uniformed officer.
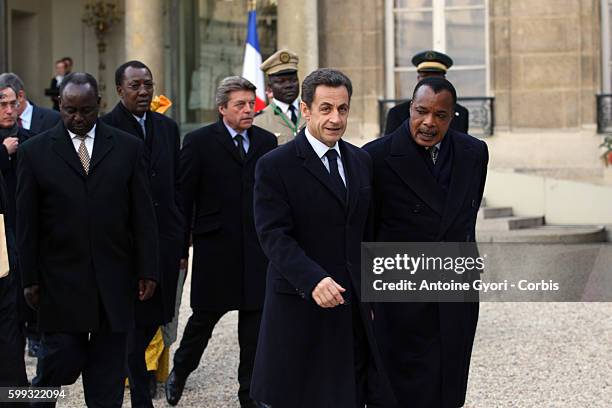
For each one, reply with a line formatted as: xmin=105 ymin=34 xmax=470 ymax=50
xmin=384 ymin=50 xmax=470 ymax=135
xmin=254 ymin=49 xmax=306 ymax=144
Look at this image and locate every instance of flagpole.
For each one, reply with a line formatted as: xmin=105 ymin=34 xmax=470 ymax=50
xmin=247 ymin=0 xmax=256 ymax=12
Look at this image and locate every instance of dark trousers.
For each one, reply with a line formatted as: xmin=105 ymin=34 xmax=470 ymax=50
xmin=127 ymin=325 xmax=158 ymax=408
xmin=173 ymin=309 xmax=261 ymax=407
xmin=33 ymin=331 xmax=128 ymax=408
xmin=0 ymin=275 xmax=28 ymax=387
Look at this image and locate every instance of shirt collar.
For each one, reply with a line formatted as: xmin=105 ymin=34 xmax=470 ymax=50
xmin=68 ymin=123 xmax=97 ymax=140
xmin=222 ymin=119 xmax=248 ymax=140
xmin=273 ymin=98 xmax=299 ymax=115
xmin=20 ymin=101 xmax=33 ymax=121
xmin=304 ymin=127 xmax=341 ymax=160
xmin=132 ymin=111 xmax=147 ymax=123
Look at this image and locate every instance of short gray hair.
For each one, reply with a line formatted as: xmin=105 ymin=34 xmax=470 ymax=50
xmin=0 ymin=73 xmax=25 ymax=96
xmin=215 ymin=76 xmax=256 ymax=107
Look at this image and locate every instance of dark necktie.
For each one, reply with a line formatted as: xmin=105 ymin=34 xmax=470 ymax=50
xmin=325 ymin=149 xmax=346 ymax=200
xmin=17 ymin=117 xmax=23 ymax=128
xmin=235 ymin=134 xmax=246 ymax=161
xmin=429 ymin=145 xmax=439 ymax=165
xmin=288 ymin=105 xmax=298 ymax=126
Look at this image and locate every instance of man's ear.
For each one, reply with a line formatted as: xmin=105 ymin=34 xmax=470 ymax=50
xmin=300 ymin=100 xmax=310 ymax=120
xmin=116 ymin=85 xmax=124 ymax=99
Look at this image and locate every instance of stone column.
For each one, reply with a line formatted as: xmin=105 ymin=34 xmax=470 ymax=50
xmin=277 ymin=0 xmax=318 ymax=80
xmin=124 ymin=0 xmax=165 ymax=93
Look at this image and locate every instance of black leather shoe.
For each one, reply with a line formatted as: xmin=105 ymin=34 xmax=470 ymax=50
xmin=165 ymin=369 xmax=186 ymax=406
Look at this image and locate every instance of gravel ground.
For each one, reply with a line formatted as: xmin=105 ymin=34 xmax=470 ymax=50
xmin=25 ymin=271 xmax=612 ymax=407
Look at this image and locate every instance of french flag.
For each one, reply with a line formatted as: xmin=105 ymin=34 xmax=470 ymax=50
xmin=242 ymin=7 xmax=266 ymax=112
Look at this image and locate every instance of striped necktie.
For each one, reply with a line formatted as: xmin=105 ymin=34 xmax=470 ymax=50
xmin=76 ymin=135 xmax=90 ymax=174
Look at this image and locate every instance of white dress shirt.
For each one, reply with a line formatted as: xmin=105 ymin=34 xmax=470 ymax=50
xmin=68 ymin=124 xmax=96 ymax=157
xmin=304 ymin=127 xmax=346 ymax=186
xmin=19 ymin=101 xmax=33 ymax=130
xmin=223 ymin=120 xmax=250 ymax=153
xmin=273 ymin=98 xmax=300 ymax=118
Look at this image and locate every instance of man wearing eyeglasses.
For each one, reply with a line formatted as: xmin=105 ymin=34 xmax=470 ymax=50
xmin=0 ymin=79 xmax=29 ymax=390
xmin=101 ymin=60 xmax=184 ymax=408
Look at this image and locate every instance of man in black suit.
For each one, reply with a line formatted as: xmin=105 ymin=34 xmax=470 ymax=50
xmin=165 ymin=76 xmax=276 ymax=407
xmin=250 ymin=68 xmax=392 ymax=408
xmin=364 ymin=77 xmax=488 ymax=408
xmin=101 ymin=60 xmax=184 ymax=408
xmin=16 ymin=72 xmax=159 ymax=407
xmin=384 ymin=50 xmax=469 ymax=135
xmin=0 ymin=72 xmax=52 ymax=357
xmin=0 ymin=81 xmax=28 ymax=390
xmin=0 ymin=73 xmax=62 ymax=135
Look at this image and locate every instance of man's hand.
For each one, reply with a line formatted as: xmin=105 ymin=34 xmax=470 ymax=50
xmin=179 ymin=258 xmax=188 ymax=270
xmin=24 ymin=285 xmax=40 ymax=310
xmin=138 ymin=279 xmax=157 ymax=301
xmin=3 ymin=137 xmax=19 ymax=155
xmin=312 ymin=277 xmax=346 ymax=308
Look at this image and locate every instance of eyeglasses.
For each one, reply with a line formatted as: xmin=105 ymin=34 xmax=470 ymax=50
xmin=0 ymin=100 xmax=19 ymax=110
xmin=126 ymin=82 xmax=154 ymax=91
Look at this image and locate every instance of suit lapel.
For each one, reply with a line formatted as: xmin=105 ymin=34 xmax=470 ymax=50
xmin=296 ymin=130 xmax=346 ymax=209
xmin=340 ymin=140 xmax=360 ymax=218
xmin=30 ymin=105 xmax=42 ymax=134
xmin=213 ymin=120 xmax=243 ymax=164
xmin=51 ymin=123 xmax=87 ymax=179
xmin=147 ymin=113 xmax=162 ymax=167
xmin=244 ymin=126 xmax=262 ymax=164
xmin=384 ymin=126 xmax=445 ymax=215
xmin=89 ymin=121 xmax=114 ymax=172
xmin=437 ymin=132 xmax=476 ymax=238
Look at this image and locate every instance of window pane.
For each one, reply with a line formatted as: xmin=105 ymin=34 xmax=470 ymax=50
xmin=445 ymin=68 xmax=486 ymax=97
xmin=181 ymin=0 xmax=276 ymax=126
xmin=445 ymin=8 xmax=485 ymax=66
xmin=394 ymin=71 xmax=419 ymax=99
xmin=394 ymin=11 xmax=433 ymax=67
xmin=394 ymin=0 xmax=432 ymax=9
xmin=446 ymin=0 xmax=484 ymax=7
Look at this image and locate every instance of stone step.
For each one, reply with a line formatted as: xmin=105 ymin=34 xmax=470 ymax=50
xmin=477 ymin=215 xmax=545 ymax=231
xmin=476 ymin=225 xmax=607 ymax=243
xmin=478 ymin=206 xmax=514 ymax=219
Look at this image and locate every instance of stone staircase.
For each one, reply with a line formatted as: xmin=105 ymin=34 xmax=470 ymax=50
xmin=476 ymin=204 xmax=607 ymax=243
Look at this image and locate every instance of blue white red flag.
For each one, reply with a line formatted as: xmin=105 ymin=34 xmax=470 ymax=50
xmin=242 ymin=8 xmax=266 ymax=112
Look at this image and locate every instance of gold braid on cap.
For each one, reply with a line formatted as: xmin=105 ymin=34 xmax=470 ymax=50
xmin=417 ymin=61 xmax=448 ymax=72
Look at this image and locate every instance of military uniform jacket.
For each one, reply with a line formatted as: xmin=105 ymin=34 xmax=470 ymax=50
xmin=254 ymin=100 xmax=306 ymax=145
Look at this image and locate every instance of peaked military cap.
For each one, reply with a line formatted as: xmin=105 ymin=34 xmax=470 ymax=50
xmin=260 ymin=49 xmax=299 ymax=76
xmin=412 ymin=50 xmax=454 ymax=73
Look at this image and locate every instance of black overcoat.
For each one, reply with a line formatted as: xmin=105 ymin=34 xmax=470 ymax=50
xmin=101 ymin=103 xmax=184 ymax=326
xmin=16 ymin=121 xmax=159 ymax=333
xmin=363 ymin=123 xmax=488 ymax=408
xmin=29 ymin=103 xmax=61 ymax=135
xmin=250 ymin=131 xmax=391 ymax=408
xmin=180 ymin=120 xmax=276 ymax=311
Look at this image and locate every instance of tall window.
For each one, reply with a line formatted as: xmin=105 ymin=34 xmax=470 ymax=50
xmin=386 ymin=0 xmax=489 ymax=99
xmin=177 ymin=0 xmax=277 ymax=129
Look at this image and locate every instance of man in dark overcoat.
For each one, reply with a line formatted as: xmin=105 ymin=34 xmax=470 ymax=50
xmin=16 ymin=73 xmax=159 ymax=407
xmin=250 ymin=68 xmax=393 ymax=408
xmin=364 ymin=77 xmax=488 ymax=408
xmin=165 ymin=76 xmax=276 ymax=408
xmin=101 ymin=60 xmax=184 ymax=407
